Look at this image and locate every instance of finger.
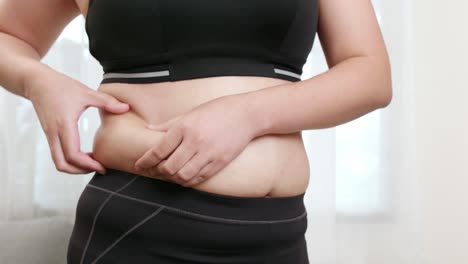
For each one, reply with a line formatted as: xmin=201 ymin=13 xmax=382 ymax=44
xmin=180 ymin=154 xmax=214 ymax=187
xmin=85 ymin=151 xmax=95 ymax=159
xmin=156 ymin=139 xmax=198 ymax=180
xmin=134 ymin=126 xmax=184 ymax=170
xmin=58 ymin=120 xmax=106 ymax=174
xmin=209 ymin=159 xmax=228 ymax=176
xmin=47 ymin=133 xmax=93 ymax=174
xmin=85 ymin=151 xmax=104 ymax=171
xmin=183 ymin=160 xmax=213 ymax=187
xmin=86 ymin=90 xmax=130 ymax=114
xmin=146 ymin=115 xmax=182 ymax=132
xmin=189 ymin=159 xmax=222 ymax=185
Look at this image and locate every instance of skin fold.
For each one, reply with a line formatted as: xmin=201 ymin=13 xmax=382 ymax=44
xmin=92 ymin=79 xmax=311 ymax=198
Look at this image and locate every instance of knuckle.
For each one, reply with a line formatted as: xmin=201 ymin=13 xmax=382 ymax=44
xmin=56 ymin=117 xmax=66 ymax=128
xmin=150 ymin=148 xmax=165 ymax=160
xmin=91 ymin=91 xmax=114 ymax=106
xmin=55 ymin=162 xmax=67 ymax=172
xmin=185 ymin=175 xmax=203 ymax=187
xmin=204 ymin=144 xmax=217 ymax=156
xmin=64 ymin=153 xmax=75 ymax=164
xmin=187 ymin=162 xmax=198 ymax=175
xmin=83 ymin=89 xmax=96 ymax=101
xmin=187 ymin=139 xmax=201 ymax=151
xmin=177 ymin=170 xmax=191 ymax=181
xmin=91 ymin=90 xmax=106 ymax=100
xmin=199 ymin=165 xmax=211 ymax=177
xmin=160 ymin=164 xmax=175 ymax=176
xmin=196 ymin=174 xmax=205 ymax=183
xmin=156 ymin=164 xmax=166 ymax=174
xmin=63 ymin=154 xmax=72 ymax=163
xmin=195 ymin=168 xmax=207 ymax=180
xmin=168 ymin=168 xmax=177 ymax=176
xmin=192 ymin=133 xmax=206 ymax=145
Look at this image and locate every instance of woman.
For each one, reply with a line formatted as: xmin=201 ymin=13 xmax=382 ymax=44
xmin=0 ymin=0 xmax=392 ymax=263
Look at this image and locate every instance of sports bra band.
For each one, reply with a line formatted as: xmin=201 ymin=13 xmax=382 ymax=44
xmin=85 ymin=0 xmax=320 ymax=84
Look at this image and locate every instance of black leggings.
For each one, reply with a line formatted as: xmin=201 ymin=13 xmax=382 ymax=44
xmin=67 ymin=168 xmax=309 ymax=264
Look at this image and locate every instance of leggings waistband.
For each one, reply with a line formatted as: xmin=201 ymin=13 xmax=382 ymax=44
xmin=86 ymin=168 xmax=307 ymax=224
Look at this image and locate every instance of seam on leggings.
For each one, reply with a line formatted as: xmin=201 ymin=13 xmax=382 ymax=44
xmin=86 ymin=184 xmax=307 ymax=224
xmin=90 ymin=206 xmax=166 ymax=264
xmin=79 ymin=176 xmax=139 ymax=264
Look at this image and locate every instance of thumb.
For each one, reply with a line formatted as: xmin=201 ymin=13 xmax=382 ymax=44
xmin=89 ymin=91 xmax=130 ymax=113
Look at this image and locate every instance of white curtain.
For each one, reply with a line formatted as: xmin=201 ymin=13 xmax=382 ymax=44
xmin=1 ymin=0 xmax=467 ymax=263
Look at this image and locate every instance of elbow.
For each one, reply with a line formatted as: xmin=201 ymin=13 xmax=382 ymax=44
xmin=376 ymin=81 xmax=393 ymax=108
xmin=372 ymin=55 xmax=393 ymax=108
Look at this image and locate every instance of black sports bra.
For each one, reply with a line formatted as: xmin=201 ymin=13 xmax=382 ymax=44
xmin=85 ymin=0 xmax=319 ymax=84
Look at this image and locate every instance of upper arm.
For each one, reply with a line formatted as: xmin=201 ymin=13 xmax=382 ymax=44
xmin=317 ymin=0 xmax=390 ymax=68
xmin=0 ymin=0 xmax=82 ymax=58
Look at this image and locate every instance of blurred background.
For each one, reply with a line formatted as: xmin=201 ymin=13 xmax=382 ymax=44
xmin=1 ymin=0 xmax=467 ymax=263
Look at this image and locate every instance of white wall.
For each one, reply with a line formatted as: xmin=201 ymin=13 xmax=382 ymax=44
xmin=333 ymin=0 xmax=468 ymax=263
xmin=412 ymin=0 xmax=468 ymax=263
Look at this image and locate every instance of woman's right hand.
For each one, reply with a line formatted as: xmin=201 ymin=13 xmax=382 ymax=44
xmin=25 ymin=65 xmax=131 ymax=175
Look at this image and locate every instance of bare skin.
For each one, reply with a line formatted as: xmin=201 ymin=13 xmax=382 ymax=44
xmin=0 ymin=0 xmax=391 ymax=198
xmin=92 ymin=78 xmax=311 ymax=198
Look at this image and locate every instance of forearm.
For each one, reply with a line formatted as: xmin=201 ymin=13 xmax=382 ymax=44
xmin=0 ymin=31 xmax=50 ymax=99
xmin=244 ymin=55 xmax=392 ymax=136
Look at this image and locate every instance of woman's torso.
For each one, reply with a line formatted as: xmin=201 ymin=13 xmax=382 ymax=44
xmin=77 ymin=1 xmax=311 ymax=198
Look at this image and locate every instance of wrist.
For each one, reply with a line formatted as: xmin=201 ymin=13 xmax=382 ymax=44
xmin=237 ymin=90 xmax=272 ymax=138
xmin=22 ymin=62 xmax=53 ymax=101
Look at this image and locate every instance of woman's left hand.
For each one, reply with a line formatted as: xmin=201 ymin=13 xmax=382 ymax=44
xmin=134 ymin=94 xmax=259 ymax=187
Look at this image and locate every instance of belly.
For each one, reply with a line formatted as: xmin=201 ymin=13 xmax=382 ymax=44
xmin=92 ymin=76 xmax=310 ymax=198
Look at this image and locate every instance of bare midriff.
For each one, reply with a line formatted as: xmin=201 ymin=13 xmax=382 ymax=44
xmin=91 ymin=76 xmax=310 ymax=198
